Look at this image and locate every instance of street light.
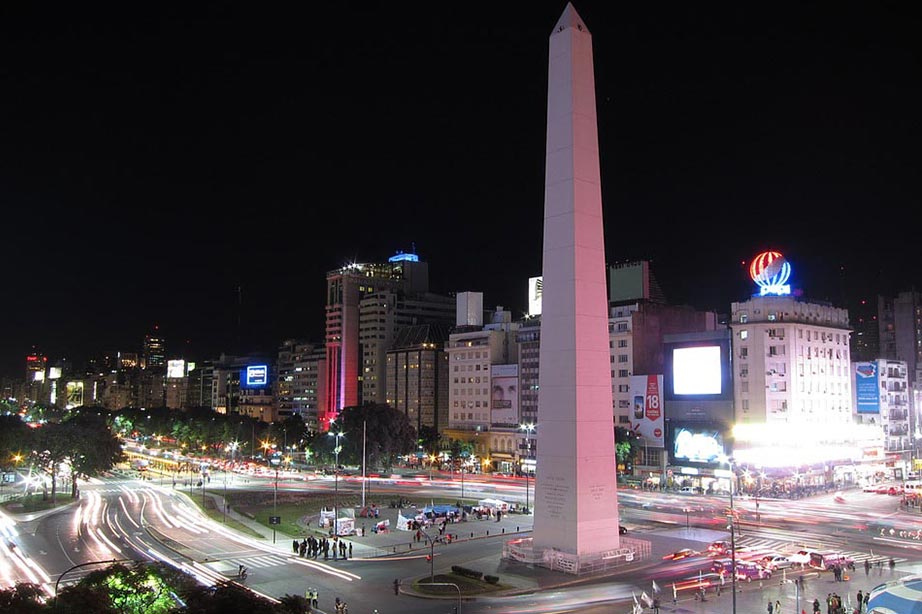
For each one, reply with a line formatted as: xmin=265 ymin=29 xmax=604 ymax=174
xmin=270 ymin=456 xmax=281 ymax=543
xmin=329 ymin=429 xmax=344 ymax=536
xmin=719 ymin=454 xmax=737 ymax=614
xmin=519 ymin=423 xmax=535 ymax=514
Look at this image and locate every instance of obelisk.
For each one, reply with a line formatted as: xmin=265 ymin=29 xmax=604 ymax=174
xmin=532 ymin=3 xmax=621 ymax=569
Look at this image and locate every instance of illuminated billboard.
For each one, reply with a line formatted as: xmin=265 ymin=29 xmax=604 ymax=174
xmin=48 ymin=367 xmax=62 ymax=380
xmin=630 ymin=374 xmax=664 ymax=446
xmin=33 ymin=371 xmax=45 ymax=382
xmin=490 ymin=364 xmax=519 ymax=426
xmin=167 ymin=360 xmax=186 ymax=379
xmin=667 ymin=421 xmax=731 ymax=466
xmin=855 ymin=362 xmax=881 ymax=414
xmin=664 ymin=333 xmax=732 ymax=404
xmin=242 ymin=364 xmax=269 ymax=388
xmin=65 ymin=381 xmax=85 ymax=408
xmin=527 ymin=276 xmax=543 ymax=317
xmin=749 ymin=250 xmax=792 ymax=296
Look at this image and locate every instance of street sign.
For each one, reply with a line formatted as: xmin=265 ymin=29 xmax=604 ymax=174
xmin=269 ymin=516 xmax=281 ymax=525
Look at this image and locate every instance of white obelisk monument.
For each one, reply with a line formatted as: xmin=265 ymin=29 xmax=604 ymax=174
xmin=532 ymin=3 xmax=621 ymax=570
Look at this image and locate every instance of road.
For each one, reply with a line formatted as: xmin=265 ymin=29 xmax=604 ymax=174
xmin=3 ymin=471 xmax=921 ymax=613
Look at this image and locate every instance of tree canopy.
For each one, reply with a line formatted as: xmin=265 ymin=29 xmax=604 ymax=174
xmin=333 ymin=404 xmax=417 ymax=471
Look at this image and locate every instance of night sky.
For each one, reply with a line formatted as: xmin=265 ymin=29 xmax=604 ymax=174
xmin=1 ymin=2 xmax=920 ymax=378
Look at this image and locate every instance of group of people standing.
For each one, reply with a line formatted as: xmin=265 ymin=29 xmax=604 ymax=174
xmin=293 ymin=536 xmax=352 ymax=560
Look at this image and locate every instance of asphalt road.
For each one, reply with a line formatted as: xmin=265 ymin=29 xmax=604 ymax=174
xmin=4 ymin=473 xmax=922 ymax=614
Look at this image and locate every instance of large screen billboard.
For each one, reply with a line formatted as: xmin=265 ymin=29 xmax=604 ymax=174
xmin=667 ymin=421 xmax=731 ymax=466
xmin=167 ymin=359 xmax=186 ymax=379
xmin=630 ymin=374 xmax=664 ymax=446
xmin=490 ymin=364 xmax=519 ymax=426
xmin=855 ymin=362 xmax=881 ymax=414
xmin=665 ymin=341 xmax=731 ymax=401
xmin=65 ymin=381 xmax=85 ymax=408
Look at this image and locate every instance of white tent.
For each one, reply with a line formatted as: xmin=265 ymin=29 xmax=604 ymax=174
xmin=477 ymin=498 xmax=509 ymax=511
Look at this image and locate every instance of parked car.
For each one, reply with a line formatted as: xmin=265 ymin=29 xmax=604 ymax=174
xmin=678 ymin=486 xmax=697 ymax=494
xmin=619 ymin=525 xmax=627 ymax=535
xmin=761 ymin=555 xmax=794 ymax=571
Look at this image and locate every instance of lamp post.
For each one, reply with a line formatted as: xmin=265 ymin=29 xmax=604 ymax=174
xmin=719 ymin=454 xmax=737 ymax=614
xmin=519 ymin=423 xmax=535 ymax=514
xmin=329 ymin=429 xmax=344 ymax=536
xmin=421 ymin=527 xmax=440 ymax=583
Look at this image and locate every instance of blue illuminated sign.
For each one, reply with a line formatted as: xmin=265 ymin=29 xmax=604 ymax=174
xmin=246 ymin=365 xmax=268 ymax=388
xmin=855 ymin=362 xmax=880 ymax=414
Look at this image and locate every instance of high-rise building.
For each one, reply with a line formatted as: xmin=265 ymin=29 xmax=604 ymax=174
xmin=143 ymin=331 xmax=166 ymax=370
xmin=879 ymin=290 xmax=922 ymax=384
xmin=359 ymin=289 xmax=455 ymax=407
xmin=25 ymin=350 xmax=46 ymax=383
xmin=213 ymin=354 xmax=275 ymax=423
xmin=276 ymin=339 xmax=326 ymax=429
xmin=853 ymin=359 xmax=910 ymax=456
xmin=323 ymin=251 xmax=431 ymax=429
xmin=386 ymin=323 xmax=451 ymax=433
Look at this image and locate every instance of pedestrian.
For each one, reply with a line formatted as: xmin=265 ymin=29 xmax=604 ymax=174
xmin=652 ymin=597 xmax=660 ymax=614
xmin=856 ymin=590 xmax=863 ymax=610
xmin=293 ymin=539 xmax=299 ymax=554
xmin=776 ymin=599 xmax=781 ymax=613
xmin=348 ymin=542 xmax=352 ymax=558
xmin=813 ymin=598 xmax=820 ymax=613
xmin=863 ymin=593 xmax=869 ymax=611
xmin=768 ymin=600 xmax=774 ymax=614
xmin=888 ymin=558 xmax=895 ymax=570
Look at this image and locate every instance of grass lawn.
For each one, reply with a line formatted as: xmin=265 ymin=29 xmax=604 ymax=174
xmin=1 ymin=493 xmax=76 ymax=514
xmin=413 ymin=572 xmax=509 ymax=596
xmin=226 ymin=490 xmax=477 ymax=538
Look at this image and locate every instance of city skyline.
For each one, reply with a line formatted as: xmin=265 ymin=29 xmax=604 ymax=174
xmin=2 ymin=2 xmax=919 ymax=378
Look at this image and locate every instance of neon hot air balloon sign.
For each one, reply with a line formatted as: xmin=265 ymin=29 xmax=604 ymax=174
xmin=749 ymin=251 xmax=792 ymax=296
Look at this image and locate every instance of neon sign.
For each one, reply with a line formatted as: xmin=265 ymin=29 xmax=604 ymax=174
xmin=749 ymin=250 xmax=792 ymax=296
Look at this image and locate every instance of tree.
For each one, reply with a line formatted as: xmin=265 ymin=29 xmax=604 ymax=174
xmin=417 ymin=425 xmax=441 ymax=457
xmin=31 ymin=421 xmax=70 ymax=503
xmin=615 ymin=426 xmax=641 ymax=476
xmin=55 ymin=561 xmax=197 ymax=614
xmin=178 ymin=581 xmax=279 ymax=614
xmin=0 ymin=582 xmax=45 ymax=614
xmin=336 ymin=404 xmax=417 ymax=470
xmin=0 ymin=415 xmax=30 ymax=470
xmin=66 ymin=414 xmax=125 ymax=498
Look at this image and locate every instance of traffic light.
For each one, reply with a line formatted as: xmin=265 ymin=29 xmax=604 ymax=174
xmin=393 ymin=579 xmax=400 ymax=595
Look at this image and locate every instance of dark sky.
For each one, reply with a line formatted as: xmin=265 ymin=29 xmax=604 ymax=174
xmin=1 ymin=2 xmax=920 ymax=378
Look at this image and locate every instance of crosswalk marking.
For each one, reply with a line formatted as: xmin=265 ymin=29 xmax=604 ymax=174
xmin=734 ymin=535 xmax=907 ymax=566
xmin=234 ymin=554 xmax=288 ymax=568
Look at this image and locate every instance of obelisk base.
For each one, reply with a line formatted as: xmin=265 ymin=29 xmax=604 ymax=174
xmin=502 ymin=537 xmax=650 ymax=575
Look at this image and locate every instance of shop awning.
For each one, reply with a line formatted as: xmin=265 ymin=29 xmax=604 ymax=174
xmin=868 ymin=574 xmax=922 ymax=613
